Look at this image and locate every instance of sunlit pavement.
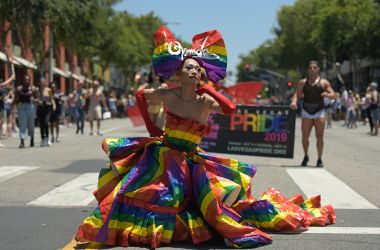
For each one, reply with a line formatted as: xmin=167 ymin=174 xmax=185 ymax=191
xmin=0 ymin=117 xmax=379 ymax=250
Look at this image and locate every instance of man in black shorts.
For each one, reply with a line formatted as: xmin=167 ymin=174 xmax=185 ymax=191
xmin=290 ymin=60 xmax=335 ymax=167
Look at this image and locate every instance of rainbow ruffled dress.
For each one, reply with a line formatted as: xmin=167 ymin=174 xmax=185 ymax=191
xmin=75 ymin=112 xmax=336 ymax=248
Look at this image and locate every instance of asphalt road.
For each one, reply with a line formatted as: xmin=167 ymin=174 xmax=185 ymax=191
xmin=0 ymin=117 xmax=379 ymax=250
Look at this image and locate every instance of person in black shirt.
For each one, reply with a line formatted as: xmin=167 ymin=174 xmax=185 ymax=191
xmin=15 ymin=74 xmax=38 ymax=148
xmin=290 ymin=60 xmax=335 ymax=167
xmin=49 ymin=82 xmax=62 ymax=142
xmin=36 ymin=78 xmax=56 ymax=147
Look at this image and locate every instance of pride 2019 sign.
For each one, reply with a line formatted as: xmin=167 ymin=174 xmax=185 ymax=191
xmin=200 ymin=105 xmax=296 ymax=158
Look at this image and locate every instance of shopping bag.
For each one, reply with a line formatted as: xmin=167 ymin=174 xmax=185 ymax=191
xmin=103 ymin=111 xmax=111 ymax=119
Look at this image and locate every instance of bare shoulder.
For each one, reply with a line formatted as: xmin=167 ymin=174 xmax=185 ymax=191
xmin=161 ymin=87 xmax=178 ymax=96
xmin=155 ymin=87 xmax=173 ymax=97
xmin=144 ymin=86 xmax=173 ymax=102
xmin=321 ymin=78 xmax=332 ymax=87
xmin=298 ymin=78 xmax=306 ymax=86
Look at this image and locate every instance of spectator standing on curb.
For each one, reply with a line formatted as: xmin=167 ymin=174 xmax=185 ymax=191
xmin=369 ymin=82 xmax=379 ymax=136
xmin=365 ymin=86 xmax=374 ymax=134
xmin=36 ymin=78 xmax=56 ymax=147
xmin=85 ymin=80 xmax=108 ymax=135
xmin=73 ymin=80 xmax=87 ymax=134
xmin=49 ymin=82 xmax=62 ymax=143
xmin=15 ymin=74 xmax=38 ymax=148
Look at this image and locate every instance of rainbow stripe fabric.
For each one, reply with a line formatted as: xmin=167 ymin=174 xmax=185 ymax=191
xmin=75 ymin=112 xmax=336 ymax=248
xmin=152 ymin=25 xmax=227 ymax=84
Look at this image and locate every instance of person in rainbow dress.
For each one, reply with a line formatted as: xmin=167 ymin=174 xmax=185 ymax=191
xmin=73 ymin=26 xmax=336 ymax=249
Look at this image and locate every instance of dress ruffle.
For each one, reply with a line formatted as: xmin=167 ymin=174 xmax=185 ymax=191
xmin=75 ymin=113 xmax=336 ymax=248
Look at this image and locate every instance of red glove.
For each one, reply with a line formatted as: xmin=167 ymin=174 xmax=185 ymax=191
xmin=196 ymin=84 xmax=236 ymax=114
xmin=135 ymin=89 xmax=164 ymax=137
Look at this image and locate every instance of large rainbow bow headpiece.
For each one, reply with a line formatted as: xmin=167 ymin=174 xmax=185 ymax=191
xmin=152 ymin=25 xmax=227 ymax=83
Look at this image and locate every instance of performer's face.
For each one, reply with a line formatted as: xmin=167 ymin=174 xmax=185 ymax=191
xmin=180 ymin=58 xmax=202 ymax=85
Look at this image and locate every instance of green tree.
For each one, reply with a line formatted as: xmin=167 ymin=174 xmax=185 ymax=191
xmin=311 ymin=0 xmax=380 ymax=63
xmin=237 ymin=0 xmax=380 ymax=84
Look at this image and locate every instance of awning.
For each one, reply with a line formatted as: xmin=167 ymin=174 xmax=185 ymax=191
xmin=0 ymin=51 xmax=21 ymax=66
xmin=53 ymin=67 xmax=69 ymax=78
xmin=66 ymin=71 xmax=85 ymax=81
xmin=0 ymin=51 xmax=7 ymax=61
xmin=13 ymin=55 xmax=37 ymax=70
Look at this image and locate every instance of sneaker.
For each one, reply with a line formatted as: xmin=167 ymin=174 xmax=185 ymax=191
xmin=316 ymin=159 xmax=324 ymax=167
xmin=97 ymin=132 xmax=103 ymax=136
xmin=301 ymin=155 xmax=309 ymax=166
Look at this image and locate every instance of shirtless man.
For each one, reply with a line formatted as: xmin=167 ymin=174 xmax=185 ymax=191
xmin=86 ymin=80 xmax=108 ymax=135
xmin=290 ymin=60 xmax=335 ymax=167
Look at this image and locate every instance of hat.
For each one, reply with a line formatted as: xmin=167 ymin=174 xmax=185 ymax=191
xmin=152 ymin=25 xmax=227 ymax=83
xmin=370 ymin=82 xmax=378 ymax=88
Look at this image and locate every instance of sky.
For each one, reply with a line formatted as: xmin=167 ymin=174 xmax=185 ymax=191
xmin=114 ymin=0 xmax=296 ymax=84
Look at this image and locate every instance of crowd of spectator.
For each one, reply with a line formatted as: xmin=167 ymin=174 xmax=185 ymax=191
xmin=0 ymin=72 xmax=137 ymax=148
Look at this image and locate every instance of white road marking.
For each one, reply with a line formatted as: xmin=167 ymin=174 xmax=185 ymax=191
xmin=0 ymin=166 xmax=39 ymax=183
xmin=279 ymin=227 xmax=380 ymax=234
xmin=28 ymin=173 xmax=98 ymax=207
xmin=304 ymin=227 xmax=380 ymax=234
xmin=287 ymin=169 xmax=377 ymax=209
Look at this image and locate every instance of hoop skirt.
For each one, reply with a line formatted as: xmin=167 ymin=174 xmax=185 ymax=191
xmin=75 ymin=112 xmax=336 ymax=248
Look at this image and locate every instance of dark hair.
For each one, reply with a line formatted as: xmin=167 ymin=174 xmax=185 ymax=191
xmin=183 ymin=56 xmax=204 ymax=68
xmin=308 ymin=60 xmax=320 ymax=68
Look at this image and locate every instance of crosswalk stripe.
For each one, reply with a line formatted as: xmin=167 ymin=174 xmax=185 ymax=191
xmin=27 ymin=173 xmax=98 ymax=207
xmin=279 ymin=227 xmax=380 ymax=234
xmin=0 ymin=166 xmax=39 ymax=183
xmin=304 ymin=227 xmax=380 ymax=234
xmin=287 ymin=169 xmax=377 ymax=209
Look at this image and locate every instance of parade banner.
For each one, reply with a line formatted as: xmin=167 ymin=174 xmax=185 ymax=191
xmin=200 ymin=105 xmax=296 ymax=158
